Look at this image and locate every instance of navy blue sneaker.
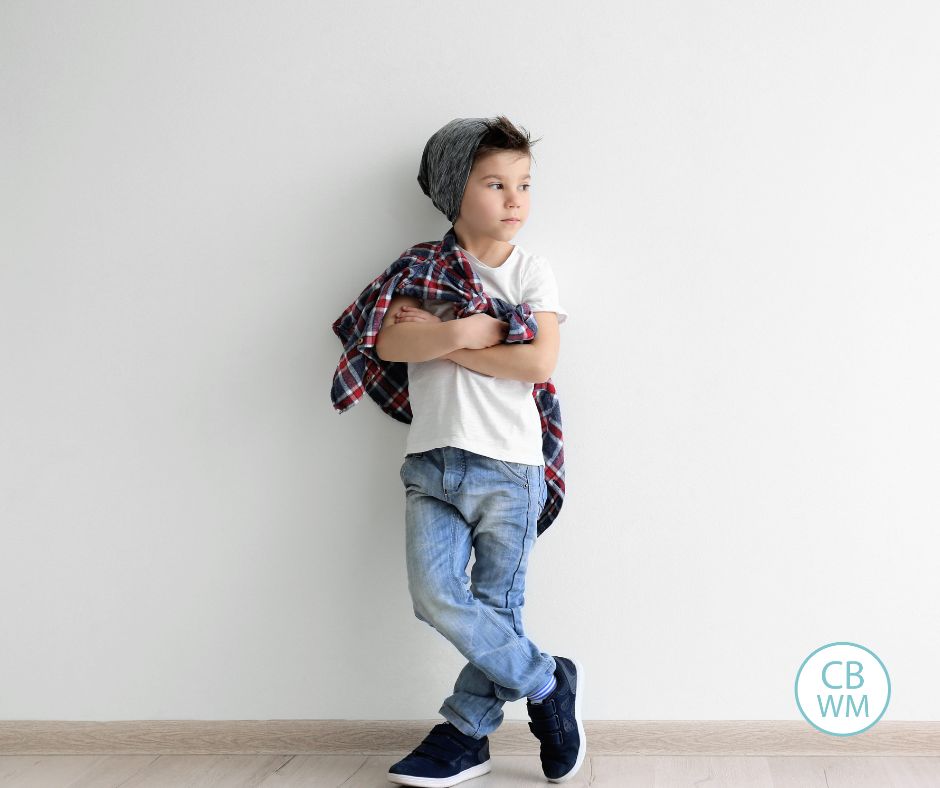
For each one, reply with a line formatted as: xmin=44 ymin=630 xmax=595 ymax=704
xmin=387 ymin=721 xmax=491 ymax=787
xmin=525 ymin=656 xmax=586 ymax=782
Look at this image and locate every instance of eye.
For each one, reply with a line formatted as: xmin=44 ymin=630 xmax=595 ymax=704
xmin=487 ymin=183 xmax=531 ymax=190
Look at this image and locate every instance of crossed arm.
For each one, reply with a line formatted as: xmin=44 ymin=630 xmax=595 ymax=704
xmin=374 ymin=296 xmax=560 ymax=384
xmin=443 ymin=338 xmax=552 ymax=383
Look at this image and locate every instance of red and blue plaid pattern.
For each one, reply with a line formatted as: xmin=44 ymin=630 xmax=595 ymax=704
xmin=331 ymin=225 xmax=565 ymax=537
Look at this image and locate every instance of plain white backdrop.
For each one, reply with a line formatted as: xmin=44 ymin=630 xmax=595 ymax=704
xmin=2 ymin=1 xmax=938 ymax=724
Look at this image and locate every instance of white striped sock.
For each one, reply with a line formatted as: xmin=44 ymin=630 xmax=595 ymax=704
xmin=527 ymin=673 xmax=557 ymax=704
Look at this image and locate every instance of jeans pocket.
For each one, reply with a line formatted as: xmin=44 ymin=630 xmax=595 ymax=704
xmin=493 ymin=458 xmax=530 ymax=488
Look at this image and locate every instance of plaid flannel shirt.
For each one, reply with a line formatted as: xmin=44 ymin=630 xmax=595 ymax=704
xmin=330 ymin=225 xmax=565 ymax=537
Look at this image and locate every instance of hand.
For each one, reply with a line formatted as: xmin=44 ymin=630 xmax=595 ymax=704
xmin=394 ymin=305 xmax=442 ymax=324
xmin=458 ymin=313 xmax=509 ymax=350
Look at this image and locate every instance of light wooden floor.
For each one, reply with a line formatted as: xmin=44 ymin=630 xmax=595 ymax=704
xmin=2 ymin=754 xmax=940 ymax=786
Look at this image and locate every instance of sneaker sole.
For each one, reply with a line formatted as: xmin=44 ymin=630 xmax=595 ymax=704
xmin=547 ymin=656 xmax=586 ymax=783
xmin=387 ymin=758 xmax=492 ymax=787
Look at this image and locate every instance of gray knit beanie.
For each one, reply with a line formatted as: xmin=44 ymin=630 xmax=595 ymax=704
xmin=417 ymin=117 xmax=492 ymax=224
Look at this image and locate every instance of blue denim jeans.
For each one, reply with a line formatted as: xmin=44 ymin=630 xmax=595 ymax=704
xmin=399 ymin=445 xmax=556 ymax=739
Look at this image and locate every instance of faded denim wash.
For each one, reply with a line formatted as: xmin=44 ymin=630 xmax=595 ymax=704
xmin=399 ymin=445 xmax=556 ymax=739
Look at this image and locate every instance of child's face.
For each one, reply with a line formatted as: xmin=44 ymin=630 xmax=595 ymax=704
xmin=455 ymin=150 xmax=531 ymax=240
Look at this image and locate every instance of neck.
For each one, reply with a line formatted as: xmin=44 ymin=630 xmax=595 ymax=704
xmin=453 ymin=227 xmax=515 ymax=268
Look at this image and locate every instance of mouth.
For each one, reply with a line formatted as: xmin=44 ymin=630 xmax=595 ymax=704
xmin=501 ymin=219 xmax=520 ymax=223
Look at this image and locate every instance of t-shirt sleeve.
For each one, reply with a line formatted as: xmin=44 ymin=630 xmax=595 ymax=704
xmin=523 ymin=256 xmax=569 ymax=325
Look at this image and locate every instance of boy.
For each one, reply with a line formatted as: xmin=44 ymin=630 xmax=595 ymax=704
xmin=377 ymin=117 xmax=585 ymax=786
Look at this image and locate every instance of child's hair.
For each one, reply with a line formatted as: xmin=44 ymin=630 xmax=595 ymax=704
xmin=473 ymin=115 xmax=543 ymax=167
xmin=417 ymin=115 xmax=543 ymax=223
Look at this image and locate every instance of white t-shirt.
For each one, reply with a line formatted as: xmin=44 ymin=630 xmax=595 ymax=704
xmin=405 ymin=242 xmax=569 ymax=465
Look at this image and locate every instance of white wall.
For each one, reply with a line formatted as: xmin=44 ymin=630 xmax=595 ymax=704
xmin=2 ymin=0 xmax=938 ymax=723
